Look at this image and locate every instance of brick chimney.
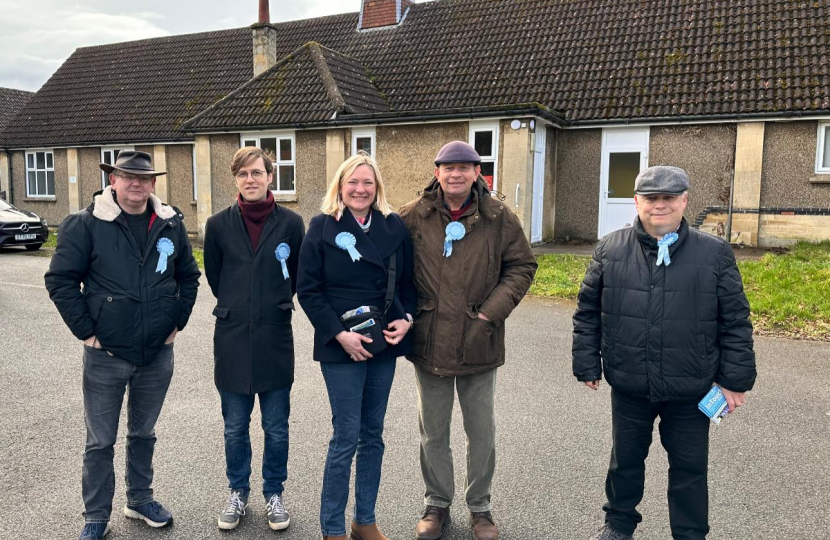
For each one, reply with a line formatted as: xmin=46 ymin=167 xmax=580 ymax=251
xmin=252 ymin=0 xmax=277 ymax=76
xmin=359 ymin=0 xmax=413 ymax=30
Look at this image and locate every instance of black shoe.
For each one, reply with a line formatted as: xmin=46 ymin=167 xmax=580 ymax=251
xmin=588 ymin=523 xmax=634 ymax=540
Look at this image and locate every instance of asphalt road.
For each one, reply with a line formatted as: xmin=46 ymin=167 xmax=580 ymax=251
xmin=1 ymin=249 xmax=828 ymax=540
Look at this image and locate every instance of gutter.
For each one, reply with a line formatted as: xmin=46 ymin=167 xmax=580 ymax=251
xmin=186 ymin=105 xmax=568 ymax=134
xmin=565 ymin=109 xmax=830 ymax=128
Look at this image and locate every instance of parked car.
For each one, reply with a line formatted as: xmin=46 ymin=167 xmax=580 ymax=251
xmin=0 ymin=198 xmax=49 ymax=251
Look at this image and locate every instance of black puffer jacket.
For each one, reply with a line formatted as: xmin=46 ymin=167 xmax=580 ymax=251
xmin=45 ymin=187 xmax=201 ymax=366
xmin=572 ymin=218 xmax=756 ymax=401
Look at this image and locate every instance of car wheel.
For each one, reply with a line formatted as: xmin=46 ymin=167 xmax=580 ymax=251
xmin=25 ymin=243 xmax=42 ymax=251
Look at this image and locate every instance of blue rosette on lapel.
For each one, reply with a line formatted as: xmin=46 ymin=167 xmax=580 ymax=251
xmin=155 ymin=237 xmax=174 ymax=274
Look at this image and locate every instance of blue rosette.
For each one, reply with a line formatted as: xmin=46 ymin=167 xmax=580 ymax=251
xmin=155 ymin=237 xmax=175 ymax=274
xmin=443 ymin=221 xmax=466 ymax=258
xmin=656 ymin=232 xmax=678 ymax=266
xmin=275 ymin=242 xmax=291 ymax=280
xmin=335 ymin=232 xmax=362 ymax=262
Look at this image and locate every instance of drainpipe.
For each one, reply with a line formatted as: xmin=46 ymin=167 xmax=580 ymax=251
xmin=725 ymin=175 xmax=735 ymax=242
xmin=6 ymin=150 xmax=13 ymax=204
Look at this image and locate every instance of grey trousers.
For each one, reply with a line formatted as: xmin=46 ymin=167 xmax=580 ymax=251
xmin=413 ymin=365 xmax=497 ymax=512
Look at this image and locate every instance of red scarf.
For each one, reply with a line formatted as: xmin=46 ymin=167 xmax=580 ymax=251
xmin=238 ymin=191 xmax=275 ymax=251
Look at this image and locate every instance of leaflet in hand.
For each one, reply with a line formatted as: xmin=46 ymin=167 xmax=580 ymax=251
xmin=698 ymin=386 xmax=730 ymax=424
xmin=342 ymin=306 xmax=372 ymax=320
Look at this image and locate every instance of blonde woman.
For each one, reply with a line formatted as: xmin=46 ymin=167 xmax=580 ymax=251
xmin=297 ymin=154 xmax=415 ymax=540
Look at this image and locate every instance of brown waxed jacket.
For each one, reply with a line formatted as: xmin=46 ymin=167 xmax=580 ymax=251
xmin=399 ymin=177 xmax=537 ymax=376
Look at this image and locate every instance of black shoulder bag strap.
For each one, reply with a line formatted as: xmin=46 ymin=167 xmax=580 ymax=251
xmin=383 ymin=252 xmax=397 ymax=316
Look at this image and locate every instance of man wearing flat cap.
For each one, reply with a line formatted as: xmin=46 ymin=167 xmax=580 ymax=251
xmin=572 ymin=165 xmax=756 ymax=540
xmin=400 ymin=141 xmax=537 ymax=540
xmin=45 ymin=151 xmax=200 ymax=540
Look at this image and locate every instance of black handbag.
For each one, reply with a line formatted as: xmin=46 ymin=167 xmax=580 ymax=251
xmin=339 ymin=255 xmax=397 ymax=355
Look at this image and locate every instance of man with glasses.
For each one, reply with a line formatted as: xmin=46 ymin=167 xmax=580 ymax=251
xmin=203 ymin=147 xmax=304 ymax=532
xmin=45 ymin=151 xmax=200 ymax=540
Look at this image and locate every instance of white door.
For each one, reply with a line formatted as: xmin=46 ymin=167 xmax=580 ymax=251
xmin=530 ymin=127 xmax=546 ymax=243
xmin=598 ymin=127 xmax=649 ymax=238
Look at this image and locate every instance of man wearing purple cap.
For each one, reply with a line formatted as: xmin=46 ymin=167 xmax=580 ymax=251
xmin=572 ymin=166 xmax=756 ymax=540
xmin=399 ymin=141 xmax=537 ymax=540
xmin=45 ymin=151 xmax=200 ymax=540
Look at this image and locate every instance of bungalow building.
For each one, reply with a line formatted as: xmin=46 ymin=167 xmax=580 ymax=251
xmin=0 ymin=87 xmax=33 ymax=201
xmin=2 ymin=0 xmax=829 ymax=247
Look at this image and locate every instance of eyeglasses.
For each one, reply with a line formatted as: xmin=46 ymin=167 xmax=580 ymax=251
xmin=235 ymin=170 xmax=267 ymax=180
xmin=114 ymin=173 xmax=154 ymax=183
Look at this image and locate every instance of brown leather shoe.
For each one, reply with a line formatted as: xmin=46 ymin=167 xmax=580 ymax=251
xmin=470 ymin=511 xmax=499 ymax=540
xmin=415 ymin=505 xmax=450 ymax=540
xmin=350 ymin=522 xmax=389 ymax=540
xmin=323 ymin=536 xmax=348 ymax=540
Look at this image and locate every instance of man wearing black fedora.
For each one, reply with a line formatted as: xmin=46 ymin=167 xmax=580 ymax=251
xmin=45 ymin=151 xmax=201 ymax=540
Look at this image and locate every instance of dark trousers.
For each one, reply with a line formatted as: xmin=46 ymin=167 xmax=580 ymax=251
xmin=81 ymin=344 xmax=174 ymax=523
xmin=318 ymin=355 xmax=396 ymax=537
xmin=218 ymin=388 xmax=291 ymax=500
xmin=604 ymin=389 xmax=711 ymax=540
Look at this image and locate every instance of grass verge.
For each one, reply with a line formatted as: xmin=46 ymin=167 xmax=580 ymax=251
xmin=530 ymin=241 xmax=830 ymax=341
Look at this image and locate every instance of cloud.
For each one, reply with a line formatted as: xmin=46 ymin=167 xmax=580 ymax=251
xmin=0 ymin=0 xmax=368 ymax=91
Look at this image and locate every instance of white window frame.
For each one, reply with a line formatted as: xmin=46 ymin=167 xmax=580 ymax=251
xmin=351 ymin=127 xmax=377 ymax=159
xmin=816 ymin=122 xmax=830 ymax=174
xmin=240 ymin=132 xmax=296 ymax=194
xmin=468 ymin=121 xmax=500 ymax=191
xmin=25 ymin=150 xmax=55 ymax=197
xmin=101 ymin=146 xmax=134 ymax=188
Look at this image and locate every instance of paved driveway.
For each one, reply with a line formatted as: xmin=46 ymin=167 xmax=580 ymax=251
xmin=1 ymin=251 xmax=828 ymax=539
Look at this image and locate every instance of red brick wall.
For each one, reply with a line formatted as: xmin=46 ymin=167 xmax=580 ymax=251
xmin=361 ymin=0 xmax=410 ymax=29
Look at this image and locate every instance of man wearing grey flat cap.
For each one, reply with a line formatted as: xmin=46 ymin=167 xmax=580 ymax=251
xmin=45 ymin=150 xmax=200 ymax=540
xmin=572 ymin=165 xmax=756 ymax=540
xmin=400 ymin=141 xmax=537 ymax=540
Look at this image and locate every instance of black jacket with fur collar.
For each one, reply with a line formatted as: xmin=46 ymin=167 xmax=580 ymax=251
xmin=45 ymin=187 xmax=201 ymax=366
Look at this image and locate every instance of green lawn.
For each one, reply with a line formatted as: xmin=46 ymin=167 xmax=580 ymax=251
xmin=530 ymin=241 xmax=830 ymax=341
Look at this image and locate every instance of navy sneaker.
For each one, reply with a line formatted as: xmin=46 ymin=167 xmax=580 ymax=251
xmin=78 ymin=522 xmax=110 ymax=539
xmin=123 ymin=500 xmax=173 ymax=528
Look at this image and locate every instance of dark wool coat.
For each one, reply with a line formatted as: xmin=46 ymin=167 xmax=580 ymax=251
xmin=398 ymin=178 xmax=538 ymax=377
xmin=296 ymin=208 xmax=417 ymax=363
xmin=572 ymin=218 xmax=757 ymax=401
xmin=44 ymin=187 xmax=200 ymax=366
xmin=204 ymin=202 xmax=304 ymax=394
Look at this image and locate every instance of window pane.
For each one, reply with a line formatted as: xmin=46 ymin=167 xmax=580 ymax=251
xmin=27 ymin=154 xmax=34 ymax=168
xmin=608 ymin=152 xmax=640 ymax=198
xmin=113 ymin=150 xmax=121 ymax=162
xmin=260 ymin=138 xmax=277 ymax=160
xmin=278 ymin=165 xmax=295 ymax=191
xmin=37 ymin=171 xmax=46 ymax=195
xmin=480 ymin=162 xmax=495 ymax=190
xmin=823 ymin=126 xmax=830 ymax=168
xmin=47 ymin=171 xmax=55 ymax=195
xmin=46 ymin=152 xmax=53 ymax=169
xmin=244 ymin=140 xmax=257 ymax=147
xmin=27 ymin=172 xmax=36 ymax=194
xmin=104 ymin=151 xmax=112 ymax=165
xmin=279 ymin=139 xmax=292 ymax=161
xmin=474 ymin=131 xmax=493 ymax=157
xmin=356 ymin=137 xmax=372 ymax=156
xmin=36 ymin=152 xmax=45 ymax=169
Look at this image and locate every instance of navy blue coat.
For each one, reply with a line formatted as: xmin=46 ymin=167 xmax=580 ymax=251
xmin=204 ymin=202 xmax=304 ymax=394
xmin=297 ymin=208 xmax=416 ymax=363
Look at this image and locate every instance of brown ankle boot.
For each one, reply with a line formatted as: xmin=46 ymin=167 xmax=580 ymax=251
xmin=415 ymin=505 xmax=450 ymax=540
xmin=350 ymin=522 xmax=389 ymax=540
xmin=470 ymin=511 xmax=499 ymax=540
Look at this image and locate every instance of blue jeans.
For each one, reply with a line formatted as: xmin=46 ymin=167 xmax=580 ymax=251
xmin=81 ymin=344 xmax=174 ymax=523
xmin=319 ymin=356 xmax=396 ymax=536
xmin=219 ymin=387 xmax=291 ymax=500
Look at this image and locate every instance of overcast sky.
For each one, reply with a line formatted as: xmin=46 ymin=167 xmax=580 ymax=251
xmin=0 ymin=0 xmax=368 ymax=92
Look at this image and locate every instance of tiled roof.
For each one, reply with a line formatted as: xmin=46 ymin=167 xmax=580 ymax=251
xmin=5 ymin=0 xmax=830 ymax=146
xmin=267 ymin=0 xmax=830 ymax=124
xmin=186 ymin=42 xmax=388 ymax=130
xmin=0 ymin=88 xmax=33 ymax=139
xmin=0 ymin=28 xmax=252 ymax=148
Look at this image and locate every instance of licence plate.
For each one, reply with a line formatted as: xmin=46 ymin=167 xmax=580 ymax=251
xmin=15 ymin=234 xmax=36 ymax=240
